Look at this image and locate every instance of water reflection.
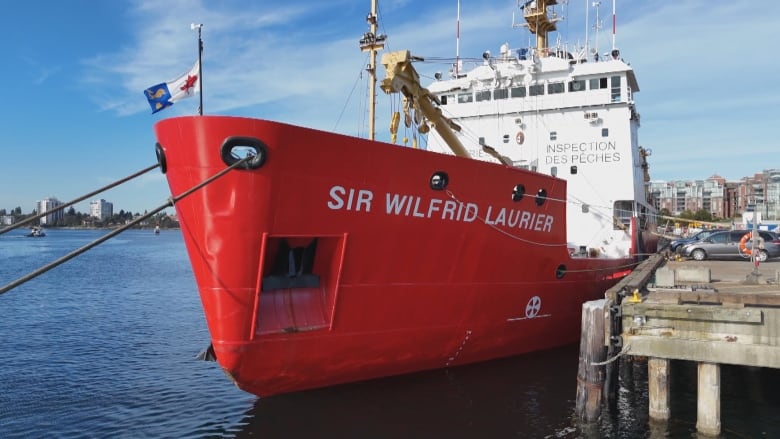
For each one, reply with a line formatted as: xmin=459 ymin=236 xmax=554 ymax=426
xmin=229 ymin=348 xmax=780 ymax=439
xmin=232 ymin=345 xmax=600 ymax=438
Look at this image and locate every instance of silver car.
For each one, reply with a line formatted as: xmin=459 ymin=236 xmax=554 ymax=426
xmin=680 ymin=230 xmax=780 ymax=262
xmin=670 ymin=229 xmax=718 ymax=253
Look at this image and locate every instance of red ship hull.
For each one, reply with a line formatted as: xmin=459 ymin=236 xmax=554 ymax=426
xmin=155 ymin=116 xmax=651 ymax=397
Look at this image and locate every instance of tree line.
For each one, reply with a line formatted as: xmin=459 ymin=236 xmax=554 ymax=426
xmin=658 ymin=208 xmax=719 ymax=223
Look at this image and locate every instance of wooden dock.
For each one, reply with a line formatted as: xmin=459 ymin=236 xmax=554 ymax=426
xmin=577 ymin=256 xmax=780 ymax=436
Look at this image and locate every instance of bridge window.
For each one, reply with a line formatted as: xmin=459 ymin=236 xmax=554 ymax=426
xmin=569 ymin=80 xmax=586 ymax=92
xmin=440 ymin=94 xmax=453 ymax=105
xmin=475 ymin=90 xmax=491 ymax=102
xmin=458 ymin=92 xmax=473 ymax=103
xmin=511 ymin=86 xmax=526 ymax=98
xmin=494 ymin=88 xmax=508 ymax=100
xmin=590 ymin=77 xmax=608 ymax=90
xmin=547 ymin=82 xmax=564 ymax=94
xmin=529 ymin=84 xmax=544 ymax=96
xmin=611 ymin=76 xmax=621 ymax=102
xmin=601 ymin=128 xmax=609 ymax=137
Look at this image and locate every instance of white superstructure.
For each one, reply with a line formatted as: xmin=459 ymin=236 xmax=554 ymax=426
xmin=424 ymin=0 xmax=653 ymax=257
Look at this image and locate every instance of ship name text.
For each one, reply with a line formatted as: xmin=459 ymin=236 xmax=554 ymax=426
xmin=544 ymin=141 xmax=620 ymax=165
xmin=327 ymin=186 xmax=554 ymax=232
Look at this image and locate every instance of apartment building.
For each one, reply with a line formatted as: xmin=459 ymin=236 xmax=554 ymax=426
xmin=649 ymin=169 xmax=780 ymax=220
xmin=90 ymin=199 xmax=114 ymax=221
xmin=37 ymin=197 xmax=64 ymax=225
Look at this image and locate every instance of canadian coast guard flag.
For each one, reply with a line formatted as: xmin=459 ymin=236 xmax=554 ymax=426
xmin=144 ymin=61 xmax=200 ymax=114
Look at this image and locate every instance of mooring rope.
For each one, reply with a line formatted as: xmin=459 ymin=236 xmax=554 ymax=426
xmin=0 ymin=163 xmax=160 ymax=236
xmin=0 ymin=156 xmax=252 ymax=296
xmin=590 ymin=344 xmax=631 ymax=366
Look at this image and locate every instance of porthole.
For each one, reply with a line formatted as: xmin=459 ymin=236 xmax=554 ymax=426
xmin=535 ymin=188 xmax=547 ymax=206
xmin=430 ymin=171 xmax=449 ymax=190
xmin=512 ymin=184 xmax=525 ymax=201
xmin=556 ymin=264 xmax=566 ymax=279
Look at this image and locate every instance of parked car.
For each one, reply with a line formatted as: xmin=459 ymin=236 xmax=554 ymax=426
xmin=670 ymin=229 xmax=718 ymax=252
xmin=680 ymin=230 xmax=780 ymax=262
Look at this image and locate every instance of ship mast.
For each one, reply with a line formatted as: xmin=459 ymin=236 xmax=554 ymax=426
xmin=359 ymin=0 xmax=386 ymax=140
xmin=519 ymin=0 xmax=561 ymax=53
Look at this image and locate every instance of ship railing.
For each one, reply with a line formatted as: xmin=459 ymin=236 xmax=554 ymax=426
xmin=522 ymin=46 xmax=585 ymax=63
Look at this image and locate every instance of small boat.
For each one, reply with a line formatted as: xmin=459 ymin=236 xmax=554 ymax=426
xmin=26 ymin=226 xmax=46 ymax=238
xmin=153 ymin=0 xmax=658 ymax=397
xmin=154 ymin=225 xmax=160 ymax=234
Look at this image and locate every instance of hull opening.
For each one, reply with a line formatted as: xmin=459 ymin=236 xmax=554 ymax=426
xmin=261 ymin=238 xmax=320 ymax=291
xmin=254 ymin=235 xmax=345 ymax=336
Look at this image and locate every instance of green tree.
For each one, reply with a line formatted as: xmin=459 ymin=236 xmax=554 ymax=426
xmin=678 ymin=210 xmax=695 ymax=220
xmin=693 ymin=209 xmax=714 ymax=222
xmin=60 ymin=207 xmax=83 ymax=227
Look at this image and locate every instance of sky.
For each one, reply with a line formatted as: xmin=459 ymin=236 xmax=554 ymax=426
xmin=1 ymin=0 xmax=778 ymax=215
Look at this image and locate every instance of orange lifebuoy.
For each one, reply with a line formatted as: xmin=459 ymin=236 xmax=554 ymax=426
xmin=739 ymin=232 xmax=754 ymax=255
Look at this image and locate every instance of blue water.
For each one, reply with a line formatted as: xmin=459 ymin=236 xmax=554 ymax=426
xmin=1 ymin=229 xmax=778 ymax=438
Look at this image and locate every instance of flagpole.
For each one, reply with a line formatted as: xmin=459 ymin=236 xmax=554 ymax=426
xmin=191 ymin=23 xmax=204 ymax=115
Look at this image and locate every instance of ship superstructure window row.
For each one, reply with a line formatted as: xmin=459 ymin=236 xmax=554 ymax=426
xmin=438 ymin=75 xmax=623 ymax=105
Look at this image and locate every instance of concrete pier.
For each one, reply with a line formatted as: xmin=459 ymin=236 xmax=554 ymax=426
xmin=617 ymin=258 xmax=780 ymax=436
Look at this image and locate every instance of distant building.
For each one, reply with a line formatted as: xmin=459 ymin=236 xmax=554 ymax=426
xmin=649 ymin=169 xmax=780 ymax=220
xmin=0 ymin=215 xmax=13 ymax=226
xmin=90 ymin=199 xmax=114 ymax=221
xmin=37 ymin=197 xmax=64 ymax=225
xmin=739 ymin=170 xmax=780 ymax=220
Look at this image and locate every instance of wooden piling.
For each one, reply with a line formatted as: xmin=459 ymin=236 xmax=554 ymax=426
xmin=575 ymin=299 xmax=607 ymax=422
xmin=648 ymin=358 xmax=670 ymax=421
xmin=696 ymin=362 xmax=721 ymax=436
